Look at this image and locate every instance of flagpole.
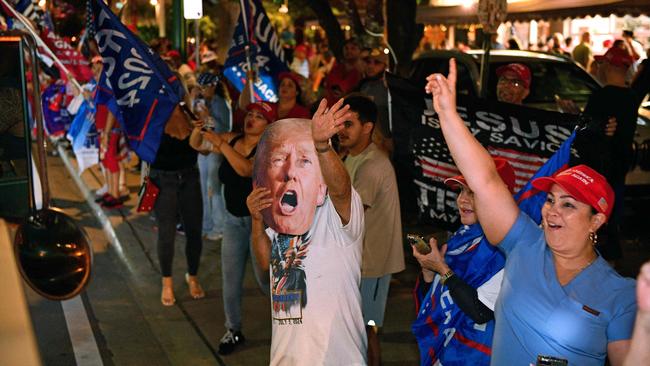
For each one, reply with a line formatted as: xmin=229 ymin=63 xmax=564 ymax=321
xmin=239 ymin=0 xmax=255 ymax=103
xmin=0 ymin=0 xmax=83 ymax=92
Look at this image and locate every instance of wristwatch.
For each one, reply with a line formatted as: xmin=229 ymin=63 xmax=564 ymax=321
xmin=315 ymin=139 xmax=331 ymax=153
xmin=440 ymin=269 xmax=454 ymax=285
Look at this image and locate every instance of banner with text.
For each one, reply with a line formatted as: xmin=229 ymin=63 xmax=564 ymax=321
xmin=223 ymin=0 xmax=288 ymax=102
xmin=411 ymin=96 xmax=579 ymax=228
xmin=91 ymin=0 xmax=181 ymax=162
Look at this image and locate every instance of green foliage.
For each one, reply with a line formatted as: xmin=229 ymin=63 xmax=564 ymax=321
xmin=199 ymin=16 xmax=218 ymax=39
xmin=137 ymin=25 xmax=160 ymax=44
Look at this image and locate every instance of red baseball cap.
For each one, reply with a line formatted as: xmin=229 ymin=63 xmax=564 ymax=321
xmin=444 ymin=157 xmax=516 ymax=194
xmin=531 ymin=165 xmax=614 ymax=219
xmin=166 ymin=50 xmax=181 ymax=59
xmin=246 ymin=101 xmax=277 ymax=123
xmin=496 ymin=63 xmax=532 ymax=89
xmin=594 ymin=46 xmax=634 ymax=69
xmin=278 ymin=71 xmax=303 ymax=92
xmin=294 ymin=44 xmax=309 ymax=55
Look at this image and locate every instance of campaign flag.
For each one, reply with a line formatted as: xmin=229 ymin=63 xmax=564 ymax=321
xmin=224 ymin=0 xmax=289 ymax=102
xmin=70 ymin=101 xmax=99 ymax=173
xmin=90 ymin=0 xmax=181 ymax=162
xmin=41 ymin=82 xmax=71 ymax=137
xmin=8 ymin=0 xmax=44 ymax=25
xmin=514 ymin=130 xmax=576 ymax=224
xmin=94 ymin=71 xmax=123 ymax=125
xmin=409 ymin=96 xmax=580 ymax=229
xmin=41 ymin=28 xmax=93 ymax=82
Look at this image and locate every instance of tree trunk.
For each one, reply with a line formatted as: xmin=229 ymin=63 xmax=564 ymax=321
xmin=385 ymin=0 xmax=421 ymax=76
xmin=305 ymin=0 xmax=346 ymax=60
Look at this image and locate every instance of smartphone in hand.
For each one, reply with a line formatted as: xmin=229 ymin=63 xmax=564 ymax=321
xmin=407 ymin=233 xmax=432 ymax=254
xmin=179 ymin=101 xmax=199 ymax=121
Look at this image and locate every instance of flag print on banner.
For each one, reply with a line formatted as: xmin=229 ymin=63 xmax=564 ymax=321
xmin=487 ymin=146 xmax=547 ymax=193
xmin=411 ymin=96 xmax=579 ymax=228
xmin=90 ymin=0 xmax=181 ymax=162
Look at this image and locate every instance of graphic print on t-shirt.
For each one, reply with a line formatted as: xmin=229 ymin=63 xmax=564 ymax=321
xmin=271 ymin=233 xmax=310 ymax=324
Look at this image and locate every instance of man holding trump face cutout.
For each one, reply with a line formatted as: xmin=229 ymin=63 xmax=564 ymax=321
xmin=247 ymin=99 xmax=367 ymax=365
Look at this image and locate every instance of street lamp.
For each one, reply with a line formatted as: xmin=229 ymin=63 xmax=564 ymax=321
xmin=184 ymin=0 xmax=203 ymax=68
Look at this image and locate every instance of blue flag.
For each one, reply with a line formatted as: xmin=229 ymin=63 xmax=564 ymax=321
xmin=514 ymin=130 xmax=577 ymax=224
xmin=412 ymin=224 xmax=504 ymax=366
xmin=224 ymin=0 xmax=289 ymax=102
xmin=91 ymin=0 xmax=181 ymax=162
xmin=71 ymin=101 xmax=100 ymax=173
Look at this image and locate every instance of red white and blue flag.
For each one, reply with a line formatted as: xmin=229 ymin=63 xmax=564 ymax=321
xmin=223 ymin=0 xmax=289 ymax=102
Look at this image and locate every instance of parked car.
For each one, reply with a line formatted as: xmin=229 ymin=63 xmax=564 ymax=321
xmin=408 ymin=49 xmax=650 ymax=191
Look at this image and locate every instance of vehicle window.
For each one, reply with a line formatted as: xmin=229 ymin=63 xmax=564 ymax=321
xmin=0 ymin=42 xmax=28 ymax=180
xmin=487 ymin=60 xmax=600 ymax=111
xmin=409 ymin=57 xmax=477 ymax=98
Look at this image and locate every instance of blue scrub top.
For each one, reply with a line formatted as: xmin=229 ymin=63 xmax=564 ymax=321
xmin=491 ymin=212 xmax=636 ymax=366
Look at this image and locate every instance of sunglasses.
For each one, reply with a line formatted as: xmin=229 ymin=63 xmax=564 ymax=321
xmin=498 ymin=76 xmax=524 ymax=88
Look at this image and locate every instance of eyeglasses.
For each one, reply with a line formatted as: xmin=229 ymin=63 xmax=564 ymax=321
xmin=498 ymin=77 xmax=524 ymax=88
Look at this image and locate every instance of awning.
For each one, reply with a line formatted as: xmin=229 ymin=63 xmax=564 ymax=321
xmin=416 ymin=0 xmax=650 ymax=25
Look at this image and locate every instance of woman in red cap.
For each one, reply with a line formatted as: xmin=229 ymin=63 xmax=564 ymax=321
xmin=238 ymin=71 xmax=310 ymax=120
xmin=412 ymin=158 xmax=515 ymax=366
xmin=424 ymin=59 xmax=636 ymax=366
xmin=190 ymin=101 xmax=275 ymax=355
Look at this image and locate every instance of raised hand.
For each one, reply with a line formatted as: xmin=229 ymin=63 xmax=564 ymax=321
xmin=311 ymin=98 xmax=352 ymax=145
xmin=425 ymin=58 xmax=457 ymax=116
xmin=247 ymin=187 xmax=273 ymax=221
xmin=200 ymin=130 xmax=224 ymax=152
xmin=191 ymin=118 xmax=205 ymax=131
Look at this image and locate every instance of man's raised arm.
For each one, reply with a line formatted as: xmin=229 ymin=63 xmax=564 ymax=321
xmin=311 ymin=99 xmax=353 ymax=224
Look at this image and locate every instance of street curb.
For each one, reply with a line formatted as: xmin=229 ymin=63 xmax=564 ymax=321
xmin=55 ymin=144 xmax=137 ymax=274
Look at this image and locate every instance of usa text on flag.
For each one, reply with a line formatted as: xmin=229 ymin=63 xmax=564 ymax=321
xmin=91 ymin=0 xmax=181 ymax=162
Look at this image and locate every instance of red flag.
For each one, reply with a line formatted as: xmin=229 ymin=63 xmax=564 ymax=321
xmin=40 ymin=28 xmax=93 ymax=82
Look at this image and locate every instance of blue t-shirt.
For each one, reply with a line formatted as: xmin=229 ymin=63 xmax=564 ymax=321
xmin=491 ymin=212 xmax=636 ymax=366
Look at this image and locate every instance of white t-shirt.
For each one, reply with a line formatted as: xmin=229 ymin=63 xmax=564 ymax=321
xmin=266 ymin=190 xmax=367 ymax=366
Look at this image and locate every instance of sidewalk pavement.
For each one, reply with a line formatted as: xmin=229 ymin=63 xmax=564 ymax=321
xmin=57 ymin=151 xmax=422 ymax=365
xmin=54 ymin=148 xmax=650 ymax=366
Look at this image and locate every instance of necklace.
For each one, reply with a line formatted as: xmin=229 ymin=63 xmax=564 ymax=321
xmin=556 ymin=254 xmax=597 ymax=286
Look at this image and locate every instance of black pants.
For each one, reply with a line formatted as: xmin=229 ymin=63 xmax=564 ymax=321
xmin=150 ymin=166 xmax=203 ymax=277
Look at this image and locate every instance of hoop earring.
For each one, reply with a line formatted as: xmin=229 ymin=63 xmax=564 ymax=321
xmin=589 ymin=231 xmax=598 ymax=245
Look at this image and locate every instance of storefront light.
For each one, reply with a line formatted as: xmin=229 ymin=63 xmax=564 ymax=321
xmin=279 ymin=0 xmax=288 ymax=14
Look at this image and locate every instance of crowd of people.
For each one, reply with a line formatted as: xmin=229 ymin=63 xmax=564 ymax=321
xmin=16 ymin=19 xmax=650 ymax=365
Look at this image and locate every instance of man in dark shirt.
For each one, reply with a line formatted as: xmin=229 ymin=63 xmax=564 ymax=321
xmin=583 ymin=46 xmax=639 ymax=263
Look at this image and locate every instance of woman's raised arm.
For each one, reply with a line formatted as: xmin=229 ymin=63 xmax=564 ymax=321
xmin=427 ymin=58 xmax=519 ymax=244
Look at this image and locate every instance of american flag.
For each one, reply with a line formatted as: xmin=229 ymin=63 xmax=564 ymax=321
xmin=413 ymin=136 xmax=458 ymax=181
xmin=487 ymin=146 xmax=547 ymax=193
xmin=414 ymin=137 xmax=547 ymax=193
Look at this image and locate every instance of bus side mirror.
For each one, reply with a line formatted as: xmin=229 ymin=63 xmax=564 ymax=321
xmin=14 ymin=208 xmax=92 ymax=300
